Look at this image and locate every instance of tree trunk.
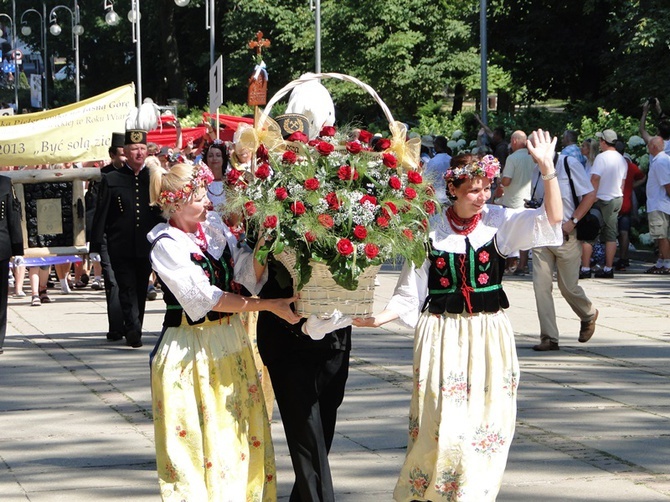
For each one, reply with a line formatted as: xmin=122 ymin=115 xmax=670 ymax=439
xmin=158 ymin=1 xmax=185 ymax=103
xmin=451 ymin=82 xmax=465 ymax=115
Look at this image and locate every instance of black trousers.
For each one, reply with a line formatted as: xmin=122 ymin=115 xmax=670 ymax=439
xmin=109 ymin=255 xmax=152 ymax=341
xmin=0 ymin=258 xmax=9 ymax=349
xmin=100 ymin=241 xmax=124 ymax=336
xmin=267 ymin=348 xmax=349 ymax=502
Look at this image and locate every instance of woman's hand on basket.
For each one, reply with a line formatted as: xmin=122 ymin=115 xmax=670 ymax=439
xmin=268 ymin=296 xmax=302 ymax=325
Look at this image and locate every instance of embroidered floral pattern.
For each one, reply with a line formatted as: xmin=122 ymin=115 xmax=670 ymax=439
xmin=440 ymin=372 xmax=468 ymax=405
xmin=408 ymin=416 xmax=420 ymax=442
xmin=478 ymin=250 xmax=490 ymax=263
xmin=408 ymin=466 xmax=430 ymax=497
xmin=477 ymin=272 xmax=489 ymax=285
xmin=471 ymin=425 xmax=506 ymax=457
xmin=434 ymin=470 xmax=464 ymax=501
xmin=440 ymin=277 xmax=450 ymax=287
xmin=503 ymin=371 xmax=519 ymax=397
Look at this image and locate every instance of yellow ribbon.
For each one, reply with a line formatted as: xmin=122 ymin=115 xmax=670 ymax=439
xmin=236 ymin=109 xmax=286 ymax=156
xmin=387 ymin=121 xmax=421 ymax=172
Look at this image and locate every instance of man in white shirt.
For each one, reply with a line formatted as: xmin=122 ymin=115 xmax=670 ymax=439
xmin=580 ymin=129 xmax=627 ymax=278
xmin=495 ymin=130 xmax=536 ymax=274
xmin=531 ymin=154 xmax=599 ymax=350
xmin=645 ymin=136 xmax=670 ymax=274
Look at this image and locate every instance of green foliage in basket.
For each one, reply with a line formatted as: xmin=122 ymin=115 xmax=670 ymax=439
xmin=222 ymin=125 xmax=439 ymax=291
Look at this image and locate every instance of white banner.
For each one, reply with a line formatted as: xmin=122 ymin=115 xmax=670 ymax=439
xmin=30 ymin=74 xmax=42 ymax=109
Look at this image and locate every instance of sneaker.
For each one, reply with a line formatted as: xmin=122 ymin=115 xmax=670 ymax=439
xmin=579 ymin=309 xmax=598 ymax=342
xmin=579 ymin=268 xmax=592 ymax=279
xmin=91 ymin=278 xmax=103 ymax=290
xmin=594 ymin=268 xmax=614 ymax=278
xmin=146 ymin=285 xmax=158 ymax=301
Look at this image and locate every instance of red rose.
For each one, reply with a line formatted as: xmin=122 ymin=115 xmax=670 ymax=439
xmin=315 ymin=141 xmax=335 ymax=156
xmin=436 ymin=257 xmax=446 ymax=269
xmin=346 ymin=141 xmax=363 ymax=154
xmin=275 ymin=187 xmax=288 ymax=201
xmin=320 ymin=126 xmax=336 ymax=137
xmin=353 ymin=225 xmax=368 ymax=240
xmin=382 ymin=153 xmax=398 ymax=168
xmin=325 ymin=192 xmax=340 ymax=210
xmin=308 ymin=139 xmax=319 ymax=147
xmin=364 ymin=243 xmax=379 ymax=259
xmin=404 ymin=187 xmax=417 ymax=200
xmin=424 ymin=200 xmax=436 ymax=215
xmin=376 ymin=216 xmax=389 ymax=228
xmin=374 ymin=138 xmax=391 ymax=151
xmin=407 ymin=170 xmax=423 ymax=184
xmin=226 ymin=169 xmax=242 ymax=185
xmin=358 ymin=130 xmax=373 ymax=144
xmin=255 ymin=163 xmax=271 ymax=179
xmin=290 ymin=201 xmax=306 ymax=215
xmin=403 ymin=229 xmax=414 ymax=240
xmin=337 ymin=165 xmax=359 ymax=181
xmin=384 ymin=201 xmax=398 ymax=215
xmin=317 ymin=214 xmax=334 ymax=228
xmin=263 ymin=215 xmax=278 ymax=228
xmin=305 ymin=231 xmax=317 ymax=243
xmin=256 ymin=144 xmax=269 ymax=162
xmin=440 ymin=277 xmax=450 ymax=287
xmin=360 ymin=194 xmax=378 ymax=207
xmin=244 ymin=201 xmax=256 ymax=216
xmin=389 ymin=176 xmax=402 ymax=190
xmin=287 ymin=131 xmax=308 ymax=143
xmin=305 ymin=178 xmax=320 ymax=190
xmin=336 ymin=238 xmax=354 ymax=256
xmin=282 ymin=150 xmax=297 ymax=164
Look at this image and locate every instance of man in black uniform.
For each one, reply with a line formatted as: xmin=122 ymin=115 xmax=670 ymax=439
xmin=257 ymin=258 xmax=352 ymax=502
xmin=90 ymin=130 xmax=163 ymax=348
xmin=0 ymin=174 xmax=24 ymax=354
xmin=87 ymin=132 xmax=126 ymax=341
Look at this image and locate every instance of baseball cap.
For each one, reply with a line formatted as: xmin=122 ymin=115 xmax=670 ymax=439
xmin=596 ymin=129 xmax=617 ymax=144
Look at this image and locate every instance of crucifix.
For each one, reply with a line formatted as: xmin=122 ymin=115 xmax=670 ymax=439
xmin=248 ymin=31 xmax=271 ymax=107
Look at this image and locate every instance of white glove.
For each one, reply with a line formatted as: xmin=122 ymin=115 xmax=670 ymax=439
xmin=89 ymin=252 xmax=102 ymax=263
xmin=12 ymin=255 xmax=24 ymax=267
xmin=302 ymin=310 xmax=353 ymax=340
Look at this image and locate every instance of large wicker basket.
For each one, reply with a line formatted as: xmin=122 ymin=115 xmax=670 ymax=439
xmin=276 ymin=250 xmax=380 ymax=319
xmin=259 ymin=73 xmax=401 ymax=318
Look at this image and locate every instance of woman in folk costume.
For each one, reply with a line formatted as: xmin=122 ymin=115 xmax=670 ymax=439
xmin=355 ymin=130 xmax=563 ymax=501
xmin=146 ymin=162 xmax=300 ymax=501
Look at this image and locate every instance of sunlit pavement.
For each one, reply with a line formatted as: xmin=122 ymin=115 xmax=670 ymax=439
xmin=1 ymin=254 xmax=669 ymax=501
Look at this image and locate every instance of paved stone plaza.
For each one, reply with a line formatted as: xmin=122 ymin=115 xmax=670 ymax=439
xmin=1 ymin=257 xmax=669 ymax=501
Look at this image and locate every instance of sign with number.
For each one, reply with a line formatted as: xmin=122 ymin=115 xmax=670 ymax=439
xmin=209 ymin=56 xmax=223 ymax=116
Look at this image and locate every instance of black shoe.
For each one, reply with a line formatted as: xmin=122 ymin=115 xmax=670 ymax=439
xmin=0 ymin=347 xmax=4 ymax=355
xmin=125 ymin=331 xmax=143 ymax=348
xmin=614 ymin=259 xmax=629 ymax=271
xmin=146 ymin=285 xmax=158 ymax=301
xmin=532 ymin=338 xmax=559 ymax=351
xmin=594 ymin=268 xmax=614 ymax=278
xmin=106 ymin=331 xmax=124 ymax=341
xmin=579 ymin=269 xmax=592 ymax=279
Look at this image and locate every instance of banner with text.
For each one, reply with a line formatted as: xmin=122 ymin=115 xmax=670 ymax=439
xmin=0 ymin=84 xmax=135 ymax=167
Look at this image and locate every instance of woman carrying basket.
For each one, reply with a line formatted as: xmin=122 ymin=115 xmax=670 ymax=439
xmin=354 ymin=130 xmax=564 ymax=501
xmin=146 ymin=162 xmax=300 ymax=501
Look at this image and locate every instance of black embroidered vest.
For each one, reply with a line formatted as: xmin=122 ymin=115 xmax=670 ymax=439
xmin=423 ymin=237 xmax=509 ymax=315
xmin=157 ymin=236 xmax=239 ymax=327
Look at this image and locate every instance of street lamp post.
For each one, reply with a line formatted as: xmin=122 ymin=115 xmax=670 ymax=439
xmin=20 ymin=3 xmax=48 ymax=109
xmin=174 ymin=0 xmax=215 ymax=69
xmin=49 ymin=0 xmax=83 ymax=102
xmin=311 ymin=0 xmax=321 ymax=73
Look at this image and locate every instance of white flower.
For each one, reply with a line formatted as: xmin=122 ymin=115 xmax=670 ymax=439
xmin=627 ymin=135 xmax=646 ymax=148
xmin=456 ymin=139 xmax=467 ymax=148
xmin=452 ymin=129 xmax=463 ymax=139
xmin=638 ymin=233 xmax=653 ymax=246
xmin=447 ymin=140 xmax=458 ymax=150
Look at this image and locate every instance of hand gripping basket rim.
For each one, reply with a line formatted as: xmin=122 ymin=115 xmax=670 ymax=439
xmin=262 ymin=73 xmax=394 ymax=319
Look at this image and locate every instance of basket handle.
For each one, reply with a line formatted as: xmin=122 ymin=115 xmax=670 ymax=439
xmin=257 ymin=72 xmax=395 ymax=130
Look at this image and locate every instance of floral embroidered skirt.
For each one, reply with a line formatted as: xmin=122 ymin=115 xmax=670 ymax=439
xmin=151 ymin=315 xmax=276 ymax=501
xmin=394 ymin=310 xmax=519 ymax=502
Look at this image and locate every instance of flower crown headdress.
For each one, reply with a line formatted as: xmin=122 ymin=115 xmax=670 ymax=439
xmin=158 ymin=162 xmax=214 ymax=211
xmin=444 ymin=154 xmax=501 ymax=181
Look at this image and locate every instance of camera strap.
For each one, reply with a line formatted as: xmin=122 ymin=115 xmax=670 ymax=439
xmin=563 ymin=156 xmax=581 ymax=209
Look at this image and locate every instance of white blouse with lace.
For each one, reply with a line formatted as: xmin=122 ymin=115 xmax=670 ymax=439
xmin=147 ymin=211 xmax=267 ymax=322
xmin=387 ymin=204 xmax=562 ymax=329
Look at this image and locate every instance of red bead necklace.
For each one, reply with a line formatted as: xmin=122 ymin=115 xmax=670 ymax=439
xmin=446 ymin=206 xmax=481 ymax=235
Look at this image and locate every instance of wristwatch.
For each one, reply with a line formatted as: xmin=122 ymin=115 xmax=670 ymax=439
xmin=571 ymin=216 xmax=579 ymax=224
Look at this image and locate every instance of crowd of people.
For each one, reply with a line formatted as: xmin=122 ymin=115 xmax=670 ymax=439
xmin=1 ymin=94 xmax=669 ymax=501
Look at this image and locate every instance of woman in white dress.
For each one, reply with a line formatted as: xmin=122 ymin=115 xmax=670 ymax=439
xmin=146 ymin=162 xmax=300 ymax=501
xmin=355 ymin=130 xmax=564 ymax=501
